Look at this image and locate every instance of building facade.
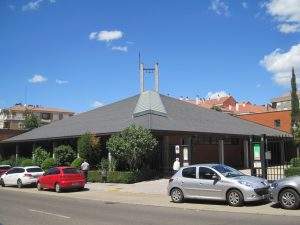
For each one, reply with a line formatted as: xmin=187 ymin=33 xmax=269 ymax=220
xmin=0 ymin=104 xmax=74 ymax=130
xmin=238 ymin=110 xmax=291 ymax=134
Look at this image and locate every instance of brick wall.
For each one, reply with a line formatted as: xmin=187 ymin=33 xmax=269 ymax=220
xmin=238 ymin=110 xmax=291 ymax=133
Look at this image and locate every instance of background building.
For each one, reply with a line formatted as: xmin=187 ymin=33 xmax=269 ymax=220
xmin=0 ymin=103 xmax=74 ymax=130
xmin=271 ymin=92 xmax=300 ymax=111
xmin=184 ymin=95 xmax=271 ymax=115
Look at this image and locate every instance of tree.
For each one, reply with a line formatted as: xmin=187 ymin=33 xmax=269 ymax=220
xmin=24 ymin=110 xmax=40 ymax=130
xmin=77 ymin=133 xmax=100 ymax=162
xmin=291 ymin=67 xmax=300 ymax=127
xmin=33 ymin=147 xmax=50 ymax=166
xmin=54 ymin=145 xmax=76 ymax=166
xmin=106 ymin=125 xmax=158 ymax=171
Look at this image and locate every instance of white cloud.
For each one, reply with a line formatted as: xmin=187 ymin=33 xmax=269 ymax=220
xmin=111 ymin=46 xmax=128 ymax=52
xmin=277 ymin=23 xmax=300 ymax=33
xmin=56 ymin=79 xmax=68 ymax=84
xmin=22 ymin=0 xmax=57 ymax=11
xmin=28 ymin=74 xmax=47 ymax=83
xmin=242 ymin=2 xmax=248 ymax=9
xmin=89 ymin=32 xmax=98 ymax=40
xmin=89 ymin=30 xmax=123 ymax=42
xmin=206 ymin=91 xmax=229 ymax=99
xmin=209 ymin=0 xmax=229 ymax=16
xmin=92 ymin=101 xmax=104 ymax=108
xmin=265 ymin=0 xmax=300 ymax=33
xmin=260 ymin=43 xmax=300 ymax=85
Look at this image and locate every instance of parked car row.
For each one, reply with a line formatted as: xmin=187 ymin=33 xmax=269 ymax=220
xmin=0 ymin=166 xmax=86 ymax=193
xmin=168 ymin=164 xmax=300 ymax=209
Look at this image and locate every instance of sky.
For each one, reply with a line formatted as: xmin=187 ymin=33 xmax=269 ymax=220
xmin=0 ymin=0 xmax=300 ymax=113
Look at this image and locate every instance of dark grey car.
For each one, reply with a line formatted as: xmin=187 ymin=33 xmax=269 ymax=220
xmin=270 ymin=176 xmax=300 ymax=209
xmin=167 ymin=164 xmax=270 ymax=207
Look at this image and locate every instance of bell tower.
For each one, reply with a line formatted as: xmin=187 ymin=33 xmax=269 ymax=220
xmin=139 ymin=63 xmax=159 ymax=93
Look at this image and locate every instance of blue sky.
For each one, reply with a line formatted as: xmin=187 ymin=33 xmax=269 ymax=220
xmin=1 ymin=0 xmax=300 ymax=112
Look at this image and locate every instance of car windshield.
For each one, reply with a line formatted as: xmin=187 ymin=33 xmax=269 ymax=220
xmin=212 ymin=165 xmax=244 ymax=178
xmin=63 ymin=168 xmax=80 ymax=174
xmin=26 ymin=168 xmax=43 ymax=173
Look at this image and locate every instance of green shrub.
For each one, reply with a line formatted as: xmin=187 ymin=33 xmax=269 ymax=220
xmin=0 ymin=160 xmax=12 ymax=166
xmin=21 ymin=159 xmax=34 ymax=167
xmin=15 ymin=157 xmax=28 ymax=166
xmin=41 ymin=158 xmax=57 ymax=170
xmin=107 ymin=171 xmax=137 ymax=183
xmin=290 ymin=157 xmax=300 ymax=167
xmin=100 ymin=158 xmax=109 ymax=171
xmin=71 ymin=158 xmax=84 ymax=169
xmin=33 ymin=147 xmax=50 ymax=166
xmin=285 ymin=167 xmax=300 ymax=177
xmin=77 ymin=133 xmax=100 ymax=162
xmin=54 ymin=145 xmax=76 ymax=166
xmin=88 ymin=170 xmax=101 ymax=183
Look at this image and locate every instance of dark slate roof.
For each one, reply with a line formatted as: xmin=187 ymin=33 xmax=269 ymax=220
xmin=2 ymin=92 xmax=291 ymax=143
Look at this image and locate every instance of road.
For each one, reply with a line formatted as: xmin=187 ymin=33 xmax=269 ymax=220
xmin=0 ymin=189 xmax=299 ymax=225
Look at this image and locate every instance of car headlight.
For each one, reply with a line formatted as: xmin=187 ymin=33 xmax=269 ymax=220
xmin=238 ymin=180 xmax=255 ymax=188
xmin=270 ymin=182 xmax=278 ymax=189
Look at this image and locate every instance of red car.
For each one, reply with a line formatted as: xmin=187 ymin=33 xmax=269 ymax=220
xmin=0 ymin=165 xmax=11 ymax=176
xmin=37 ymin=167 xmax=85 ymax=193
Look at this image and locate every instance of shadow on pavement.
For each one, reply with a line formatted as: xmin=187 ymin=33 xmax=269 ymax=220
xmin=170 ymin=199 xmax=271 ymax=207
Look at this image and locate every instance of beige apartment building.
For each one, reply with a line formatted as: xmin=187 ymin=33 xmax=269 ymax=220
xmin=0 ymin=103 xmax=74 ymax=130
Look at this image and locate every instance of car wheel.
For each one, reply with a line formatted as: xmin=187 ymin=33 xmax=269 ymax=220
xmin=17 ymin=179 xmax=23 ymax=189
xmin=279 ymin=189 xmax=300 ymax=210
xmin=227 ymin=189 xmax=244 ymax=207
xmin=171 ymin=188 xmax=184 ymax=203
xmin=37 ymin=183 xmax=43 ymax=191
xmin=0 ymin=179 xmax=5 ymax=187
xmin=55 ymin=183 xmax=61 ymax=193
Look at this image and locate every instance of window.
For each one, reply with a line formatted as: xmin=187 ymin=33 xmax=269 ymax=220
xmin=26 ymin=167 xmax=43 ymax=173
xmin=59 ymin=113 xmax=63 ymax=120
xmin=63 ymin=168 xmax=80 ymax=174
xmin=46 ymin=168 xmax=60 ymax=175
xmin=182 ymin=167 xmax=196 ymax=179
xmin=41 ymin=113 xmax=51 ymax=120
xmin=198 ymin=167 xmax=217 ymax=180
xmin=274 ymin=119 xmax=281 ymax=128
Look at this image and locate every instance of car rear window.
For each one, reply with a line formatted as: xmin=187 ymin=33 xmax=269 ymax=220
xmin=63 ymin=168 xmax=80 ymax=174
xmin=0 ymin=166 xmax=11 ymax=170
xmin=182 ymin=167 xmax=196 ymax=179
xmin=26 ymin=168 xmax=43 ymax=173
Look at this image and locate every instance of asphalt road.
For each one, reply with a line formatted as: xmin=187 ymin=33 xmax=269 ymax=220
xmin=0 ymin=189 xmax=299 ymax=225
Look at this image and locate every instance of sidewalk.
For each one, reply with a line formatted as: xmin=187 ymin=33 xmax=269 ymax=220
xmin=2 ymin=181 xmax=300 ymax=217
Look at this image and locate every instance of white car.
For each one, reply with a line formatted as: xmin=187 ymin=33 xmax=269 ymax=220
xmin=0 ymin=166 xmax=44 ymax=188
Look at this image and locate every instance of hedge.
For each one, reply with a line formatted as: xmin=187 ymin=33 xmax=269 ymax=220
xmin=290 ymin=157 xmax=300 ymax=167
xmin=87 ymin=169 xmax=158 ymax=184
xmin=88 ymin=170 xmax=101 ymax=183
xmin=71 ymin=158 xmax=84 ymax=169
xmin=21 ymin=159 xmax=34 ymax=167
xmin=285 ymin=167 xmax=300 ymax=177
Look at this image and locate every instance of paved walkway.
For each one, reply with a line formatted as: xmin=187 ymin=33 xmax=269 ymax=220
xmin=1 ymin=180 xmax=300 ymax=217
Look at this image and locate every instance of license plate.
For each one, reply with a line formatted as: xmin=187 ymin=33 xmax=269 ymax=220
xmin=72 ymin=182 xmax=80 ymax=186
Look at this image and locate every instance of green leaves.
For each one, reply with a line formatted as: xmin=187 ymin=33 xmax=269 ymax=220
xmin=107 ymin=125 xmax=158 ymax=171
xmin=24 ymin=111 xmax=40 ymax=130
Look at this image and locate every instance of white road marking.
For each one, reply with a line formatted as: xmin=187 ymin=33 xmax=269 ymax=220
xmin=28 ymin=209 xmax=71 ymax=219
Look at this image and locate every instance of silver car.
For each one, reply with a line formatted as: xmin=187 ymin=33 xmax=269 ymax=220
xmin=270 ymin=176 xmax=300 ymax=209
xmin=167 ymin=164 xmax=270 ymax=207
